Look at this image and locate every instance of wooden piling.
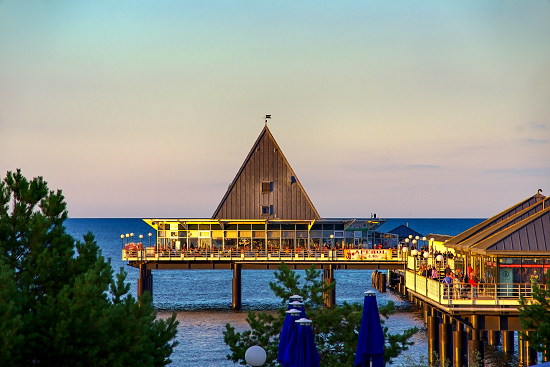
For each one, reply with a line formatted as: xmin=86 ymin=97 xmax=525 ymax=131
xmin=439 ymin=314 xmax=451 ymax=367
xmin=453 ymin=321 xmax=465 ymax=367
xmin=323 ymin=265 xmax=336 ymax=308
xmin=468 ymin=315 xmax=484 ymax=367
xmin=488 ymin=330 xmax=500 ymax=346
xmin=502 ymin=331 xmax=514 ymax=354
xmin=138 ymin=263 xmax=153 ymax=298
xmin=232 ymin=263 xmax=242 ymax=310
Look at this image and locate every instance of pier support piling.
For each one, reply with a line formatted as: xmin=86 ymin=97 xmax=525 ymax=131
xmin=427 ymin=308 xmax=439 ymax=365
xmin=488 ymin=330 xmax=500 ymax=346
xmin=323 ymin=265 xmax=336 ymax=308
xmin=502 ymin=331 xmax=514 ymax=354
xmin=439 ymin=315 xmax=451 ymax=367
xmin=468 ymin=315 xmax=484 ymax=367
xmin=453 ymin=321 xmax=466 ymax=367
xmin=232 ymin=263 xmax=242 ymax=310
xmin=138 ymin=263 xmax=153 ymax=298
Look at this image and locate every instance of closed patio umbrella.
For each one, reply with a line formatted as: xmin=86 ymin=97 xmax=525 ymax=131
xmin=278 ymin=308 xmax=302 ymax=366
xmin=283 ymin=318 xmax=320 ymax=367
xmin=355 ymin=291 xmax=385 ymax=367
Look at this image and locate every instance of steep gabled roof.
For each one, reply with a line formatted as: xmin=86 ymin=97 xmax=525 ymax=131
xmin=445 ymin=191 xmax=546 ymax=247
xmin=212 ymin=125 xmax=320 ymax=220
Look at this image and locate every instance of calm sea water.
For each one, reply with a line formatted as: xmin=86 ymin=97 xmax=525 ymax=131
xmin=65 ymin=218 xmax=484 ymax=367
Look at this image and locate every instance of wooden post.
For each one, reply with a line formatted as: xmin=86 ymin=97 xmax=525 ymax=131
xmin=232 ymin=263 xmax=242 ymax=310
xmin=138 ymin=263 xmax=153 ymax=298
xmin=525 ymin=331 xmax=537 ymax=366
xmin=468 ymin=315 xmax=484 ymax=367
xmin=518 ymin=333 xmax=525 ymax=367
xmin=379 ymin=272 xmax=387 ymax=292
xmin=323 ymin=265 xmax=336 ymax=308
xmin=439 ymin=314 xmax=451 ymax=367
xmin=427 ymin=308 xmax=439 ymax=366
xmin=453 ymin=321 xmax=465 ymax=367
xmin=488 ymin=330 xmax=500 ymax=346
xmin=502 ymin=331 xmax=514 ymax=354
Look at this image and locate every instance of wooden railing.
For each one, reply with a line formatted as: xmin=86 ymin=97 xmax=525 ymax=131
xmin=122 ymin=247 xmax=402 ymax=262
xmin=405 ymin=270 xmax=547 ymax=306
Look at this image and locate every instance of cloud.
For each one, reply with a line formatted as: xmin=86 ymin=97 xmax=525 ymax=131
xmin=487 ymin=166 xmax=550 ymax=177
xmin=523 ymin=138 xmax=548 ymax=144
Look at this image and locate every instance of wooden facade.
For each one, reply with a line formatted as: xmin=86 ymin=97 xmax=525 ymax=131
xmin=212 ymin=126 xmax=320 ymax=220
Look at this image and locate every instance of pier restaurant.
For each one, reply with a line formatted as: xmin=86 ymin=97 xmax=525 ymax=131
xmin=131 ymin=124 xmax=393 ymax=257
xmin=402 ymin=190 xmax=550 ymax=305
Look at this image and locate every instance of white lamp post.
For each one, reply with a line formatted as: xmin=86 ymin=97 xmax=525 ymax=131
xmin=245 ymin=346 xmax=266 ymax=366
xmin=120 ymin=234 xmax=125 ymax=248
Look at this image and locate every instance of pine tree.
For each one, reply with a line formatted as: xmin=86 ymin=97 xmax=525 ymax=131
xmin=519 ymin=270 xmax=550 ymax=361
xmin=223 ymin=263 xmax=418 ymax=366
xmin=0 ymin=169 xmax=179 ymax=367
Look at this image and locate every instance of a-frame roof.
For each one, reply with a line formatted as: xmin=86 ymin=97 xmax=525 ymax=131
xmin=212 ymin=125 xmax=321 ymax=220
xmin=444 ymin=191 xmax=546 ymax=248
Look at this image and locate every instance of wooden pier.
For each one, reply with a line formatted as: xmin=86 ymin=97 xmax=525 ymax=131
xmin=124 ymin=248 xmax=405 ymax=308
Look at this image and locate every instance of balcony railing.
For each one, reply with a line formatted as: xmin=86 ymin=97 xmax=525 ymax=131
xmin=404 ymin=270 xmax=546 ymax=306
xmin=122 ymin=246 xmax=403 ymax=262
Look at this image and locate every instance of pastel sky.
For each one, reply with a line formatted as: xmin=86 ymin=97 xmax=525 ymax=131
xmin=1 ymin=1 xmax=549 ymax=218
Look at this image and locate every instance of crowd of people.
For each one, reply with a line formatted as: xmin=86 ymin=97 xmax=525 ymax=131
xmin=416 ymin=263 xmax=481 ymax=300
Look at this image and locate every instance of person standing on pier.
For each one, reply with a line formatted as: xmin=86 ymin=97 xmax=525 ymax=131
xmin=469 ymin=271 xmax=479 ymax=299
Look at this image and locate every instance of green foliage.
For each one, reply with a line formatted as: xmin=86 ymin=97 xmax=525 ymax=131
xmin=519 ymin=270 xmax=550 ymax=361
xmin=223 ymin=263 xmax=418 ymax=366
xmin=0 ymin=169 xmax=179 ymax=367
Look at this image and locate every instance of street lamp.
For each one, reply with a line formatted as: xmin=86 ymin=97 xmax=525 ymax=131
xmin=245 ymin=346 xmax=266 ymax=366
xmin=139 ymin=234 xmax=143 ymax=243
xmin=148 ymin=232 xmax=152 ymax=247
xmin=120 ymin=234 xmax=124 ymax=248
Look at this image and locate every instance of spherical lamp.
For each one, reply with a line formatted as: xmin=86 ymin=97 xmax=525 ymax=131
xmin=245 ymin=346 xmax=267 ymax=366
xmin=411 ymin=249 xmax=418 ymax=256
xmin=436 ymin=254 xmax=444 ymax=262
xmin=423 ymin=251 xmax=429 ymax=258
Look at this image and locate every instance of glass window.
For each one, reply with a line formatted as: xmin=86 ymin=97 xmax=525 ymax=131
xmin=261 ymin=181 xmax=273 ymax=193
xmin=296 ymin=224 xmax=307 ymax=230
xmin=267 ymin=223 xmax=280 ymax=230
xmin=267 ymin=231 xmax=280 ymax=239
xmin=281 ymin=224 xmax=295 ymax=230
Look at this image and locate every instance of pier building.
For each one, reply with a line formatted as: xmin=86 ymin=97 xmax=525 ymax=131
xmin=123 ymin=124 xmax=401 ymax=308
xmin=391 ymin=191 xmax=550 ymax=366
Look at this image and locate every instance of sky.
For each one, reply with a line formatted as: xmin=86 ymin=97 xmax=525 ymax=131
xmin=1 ymin=1 xmax=549 ymax=218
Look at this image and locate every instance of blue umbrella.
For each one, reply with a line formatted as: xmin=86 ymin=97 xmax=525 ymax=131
xmin=289 ymin=300 xmax=307 ymax=318
xmin=283 ymin=318 xmax=320 ymax=367
xmin=278 ymin=308 xmax=302 ymax=366
xmin=355 ymin=291 xmax=385 ymax=367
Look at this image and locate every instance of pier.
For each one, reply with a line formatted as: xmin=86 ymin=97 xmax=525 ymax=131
xmin=121 ymin=123 xmax=549 ymax=366
xmin=123 ymin=248 xmax=405 ymax=308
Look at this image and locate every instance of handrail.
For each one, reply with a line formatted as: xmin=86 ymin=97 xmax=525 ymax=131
xmin=122 ymin=248 xmax=404 ymax=262
xmin=404 ymin=269 xmax=547 ymax=305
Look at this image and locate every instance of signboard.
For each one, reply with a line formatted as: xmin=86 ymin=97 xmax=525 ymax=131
xmin=344 ymin=249 xmax=388 ymax=260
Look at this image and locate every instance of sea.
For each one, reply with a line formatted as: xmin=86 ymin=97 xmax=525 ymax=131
xmin=65 ymin=218 xmax=489 ymax=367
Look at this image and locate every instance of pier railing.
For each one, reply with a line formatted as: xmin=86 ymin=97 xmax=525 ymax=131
xmin=405 ymin=269 xmax=546 ymax=307
xmin=122 ymin=246 xmax=402 ymax=262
